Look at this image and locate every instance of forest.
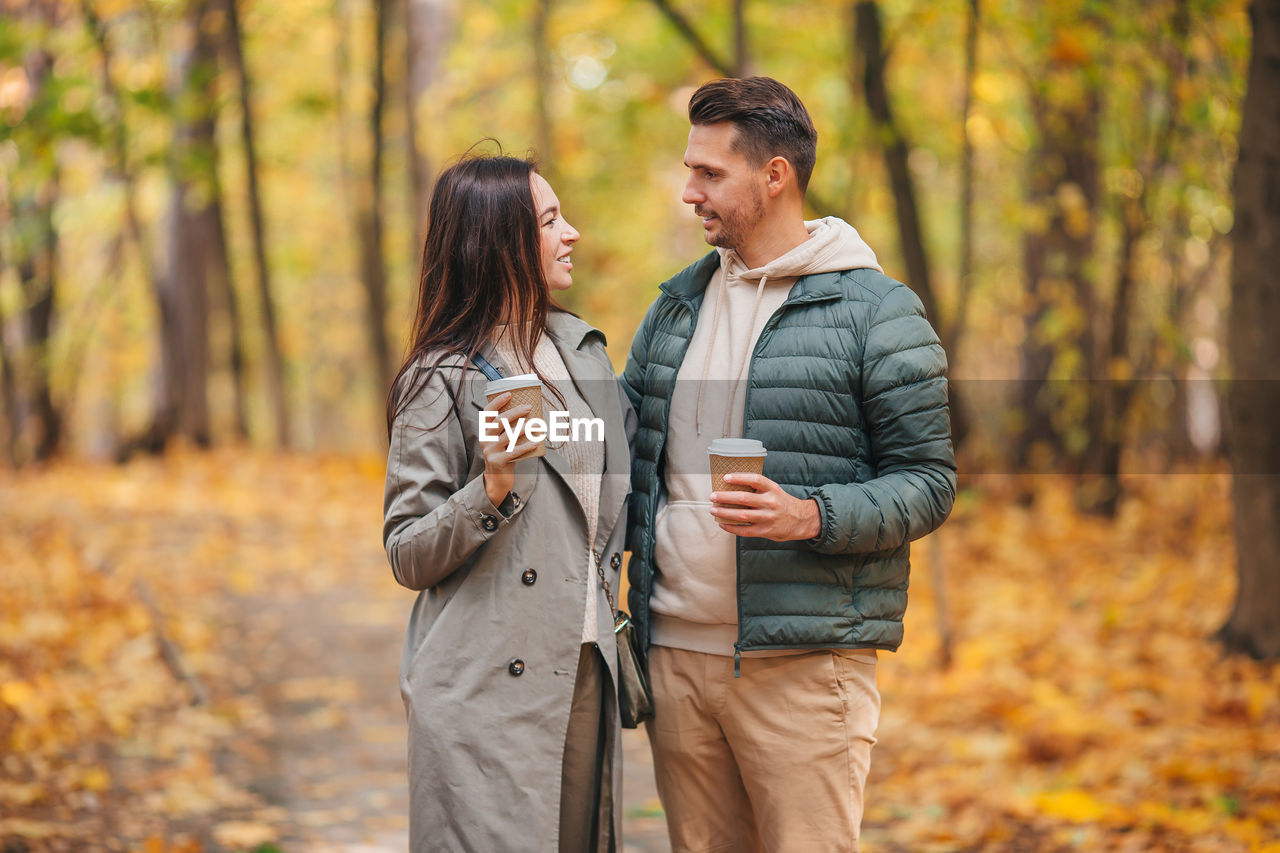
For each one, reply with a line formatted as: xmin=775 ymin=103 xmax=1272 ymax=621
xmin=1 ymin=0 xmax=1278 ymax=850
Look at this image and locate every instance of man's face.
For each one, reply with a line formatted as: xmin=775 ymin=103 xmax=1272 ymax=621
xmin=682 ymin=122 xmax=766 ymax=252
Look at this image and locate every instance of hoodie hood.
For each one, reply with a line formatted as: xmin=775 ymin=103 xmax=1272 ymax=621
xmin=692 ymin=217 xmax=883 ymax=436
xmin=717 ymin=216 xmax=883 ymax=284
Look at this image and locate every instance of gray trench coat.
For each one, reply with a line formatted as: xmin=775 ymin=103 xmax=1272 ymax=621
xmin=383 ymin=313 xmax=634 ymax=852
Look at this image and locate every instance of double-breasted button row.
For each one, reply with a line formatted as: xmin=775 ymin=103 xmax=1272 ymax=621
xmin=508 ymin=658 xmax=525 ymax=676
xmin=481 ymin=514 xmax=498 ymax=531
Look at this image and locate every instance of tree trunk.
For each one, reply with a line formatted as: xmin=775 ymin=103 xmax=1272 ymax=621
xmin=854 ymin=0 xmax=969 ymax=450
xmin=356 ymin=0 xmax=394 ymax=400
xmin=951 ymin=0 xmax=978 ymax=356
xmin=532 ymin=0 xmax=555 ymax=178
xmin=0 ymin=228 xmax=24 ymax=467
xmin=0 ymin=309 xmax=18 ymax=468
xmin=153 ymin=0 xmax=230 ymax=448
xmin=1088 ymin=199 xmax=1141 ymax=512
xmin=83 ymin=0 xmax=178 ymax=458
xmin=207 ymin=186 xmax=248 ymax=440
xmin=18 ymin=187 xmax=62 ymax=461
xmin=404 ymin=0 xmax=454 ymax=243
xmin=1016 ymin=81 xmax=1101 ymax=477
xmin=855 ymin=2 xmax=941 ymax=339
xmin=224 ymin=0 xmax=291 ymax=446
xmin=1087 ymin=0 xmax=1190 ymax=516
xmin=1218 ymin=0 xmax=1280 ymax=660
xmin=732 ymin=0 xmax=749 ymax=76
xmin=81 ymin=0 xmax=161 ymax=304
xmin=9 ymin=41 xmax=63 ymax=462
xmin=949 ymin=0 xmax=979 ymax=452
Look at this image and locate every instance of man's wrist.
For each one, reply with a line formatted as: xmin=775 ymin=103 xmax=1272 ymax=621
xmin=802 ymin=496 xmax=822 ymax=540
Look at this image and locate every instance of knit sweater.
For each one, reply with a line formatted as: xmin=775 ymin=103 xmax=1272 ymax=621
xmin=494 ymin=328 xmax=605 ymax=644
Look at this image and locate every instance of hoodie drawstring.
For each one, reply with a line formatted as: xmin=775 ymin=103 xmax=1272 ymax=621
xmin=694 ymin=270 xmax=769 ymax=436
xmin=694 ymin=273 xmax=727 ymax=436
xmin=721 ymin=274 xmax=768 ymax=437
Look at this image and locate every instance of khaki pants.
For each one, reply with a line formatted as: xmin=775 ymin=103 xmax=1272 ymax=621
xmin=645 ymin=645 xmax=880 ymax=853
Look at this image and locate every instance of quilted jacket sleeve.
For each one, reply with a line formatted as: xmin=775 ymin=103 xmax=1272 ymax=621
xmin=619 ymin=376 xmax=638 ymax=462
xmin=808 ymin=285 xmax=957 ymax=554
xmin=383 ymin=365 xmax=533 ymax=590
xmin=619 ymin=303 xmax=653 ymax=418
xmin=620 ymin=299 xmax=661 ymax=557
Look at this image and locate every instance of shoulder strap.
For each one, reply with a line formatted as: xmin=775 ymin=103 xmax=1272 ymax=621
xmin=470 ymin=352 xmax=503 ymax=381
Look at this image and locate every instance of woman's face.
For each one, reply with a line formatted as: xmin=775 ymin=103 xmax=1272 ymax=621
xmin=530 ymin=172 xmax=580 ymax=292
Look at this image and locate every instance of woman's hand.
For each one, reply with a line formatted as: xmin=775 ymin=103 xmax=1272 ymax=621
xmin=481 ymin=391 xmax=542 ymax=508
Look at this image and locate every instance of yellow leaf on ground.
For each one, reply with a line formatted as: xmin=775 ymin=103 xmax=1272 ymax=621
xmin=0 ymin=680 xmax=34 ymax=709
xmin=211 ymin=821 xmax=278 ymax=847
xmin=1034 ymin=789 xmax=1117 ymax=823
xmin=80 ymin=766 xmax=110 ymax=792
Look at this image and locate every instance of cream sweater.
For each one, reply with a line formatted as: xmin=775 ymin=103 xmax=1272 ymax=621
xmin=649 ymin=218 xmax=883 ymax=655
xmin=493 ymin=329 xmax=606 ymax=645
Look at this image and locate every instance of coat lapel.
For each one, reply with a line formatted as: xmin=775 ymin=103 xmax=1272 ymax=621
xmin=468 ymin=341 xmax=580 ymax=493
xmin=548 ymin=325 xmax=629 ymax=554
xmin=477 ymin=318 xmax=628 ymax=553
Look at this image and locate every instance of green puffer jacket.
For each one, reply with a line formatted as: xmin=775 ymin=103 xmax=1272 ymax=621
xmin=621 ymin=250 xmax=956 ymax=658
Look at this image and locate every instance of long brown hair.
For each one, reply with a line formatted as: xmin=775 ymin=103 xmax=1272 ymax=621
xmin=386 ymin=150 xmax=561 ymax=437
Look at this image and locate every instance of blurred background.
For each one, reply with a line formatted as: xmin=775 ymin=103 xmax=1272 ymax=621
xmin=1 ymin=0 xmax=1278 ymax=851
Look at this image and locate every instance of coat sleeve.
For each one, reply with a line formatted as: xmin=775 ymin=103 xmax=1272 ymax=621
xmin=807 ymin=285 xmax=957 ymax=554
xmin=383 ymin=366 xmax=533 ymax=590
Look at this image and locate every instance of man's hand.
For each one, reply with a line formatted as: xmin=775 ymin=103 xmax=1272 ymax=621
xmin=709 ymin=473 xmax=822 ymax=541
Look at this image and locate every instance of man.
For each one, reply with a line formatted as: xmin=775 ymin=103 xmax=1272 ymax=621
xmin=621 ymin=77 xmax=956 ymax=851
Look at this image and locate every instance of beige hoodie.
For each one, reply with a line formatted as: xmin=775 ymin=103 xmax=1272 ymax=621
xmin=649 ymin=216 xmax=883 ymax=655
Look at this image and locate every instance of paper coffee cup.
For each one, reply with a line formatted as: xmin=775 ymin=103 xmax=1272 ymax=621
xmin=484 ymin=373 xmax=546 ymax=458
xmin=708 ymin=438 xmax=767 ymax=495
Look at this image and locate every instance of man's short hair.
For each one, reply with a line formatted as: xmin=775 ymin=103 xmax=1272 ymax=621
xmin=688 ymin=77 xmax=818 ymax=194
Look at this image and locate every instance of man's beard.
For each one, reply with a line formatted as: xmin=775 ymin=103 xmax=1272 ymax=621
xmin=701 ymin=192 xmax=765 ymax=252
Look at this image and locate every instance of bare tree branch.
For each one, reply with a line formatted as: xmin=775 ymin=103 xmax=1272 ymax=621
xmin=648 ymin=0 xmax=734 ymax=77
xmin=854 ymin=1 xmax=941 ymax=333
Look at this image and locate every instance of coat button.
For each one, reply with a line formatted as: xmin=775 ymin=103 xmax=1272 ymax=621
xmin=481 ymin=514 xmax=498 ymax=531
xmin=508 ymin=658 xmax=525 ymax=676
xmin=521 ymin=568 xmax=537 ymax=585
xmin=509 ymin=491 xmax=521 ymax=508
xmin=610 ymin=552 xmax=622 ymax=569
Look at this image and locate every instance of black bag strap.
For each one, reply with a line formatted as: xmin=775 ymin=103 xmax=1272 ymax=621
xmin=470 ymin=352 xmax=503 ymax=381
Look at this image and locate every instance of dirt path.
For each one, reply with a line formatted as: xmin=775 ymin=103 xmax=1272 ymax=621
xmin=218 ymin=564 xmax=670 ymax=851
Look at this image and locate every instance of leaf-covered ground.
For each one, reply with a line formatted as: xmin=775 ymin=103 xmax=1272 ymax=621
xmin=0 ymin=451 xmax=1276 ymax=851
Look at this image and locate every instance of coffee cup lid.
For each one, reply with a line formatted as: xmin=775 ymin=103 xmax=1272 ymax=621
xmin=484 ymin=373 xmax=542 ymax=396
xmin=707 ymin=438 xmax=767 ymax=457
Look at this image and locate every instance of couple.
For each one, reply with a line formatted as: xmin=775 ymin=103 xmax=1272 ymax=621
xmin=382 ymin=77 xmax=956 ymax=852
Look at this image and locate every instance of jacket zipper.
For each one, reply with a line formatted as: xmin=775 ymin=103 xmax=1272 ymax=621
xmin=734 ymin=285 xmax=842 ymax=677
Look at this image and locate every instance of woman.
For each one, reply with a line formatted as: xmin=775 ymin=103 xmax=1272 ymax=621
xmin=383 ymin=152 xmax=633 ymax=852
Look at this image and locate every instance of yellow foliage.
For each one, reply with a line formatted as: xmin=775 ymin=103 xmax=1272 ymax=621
xmin=1 ymin=454 xmax=1276 ymax=850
